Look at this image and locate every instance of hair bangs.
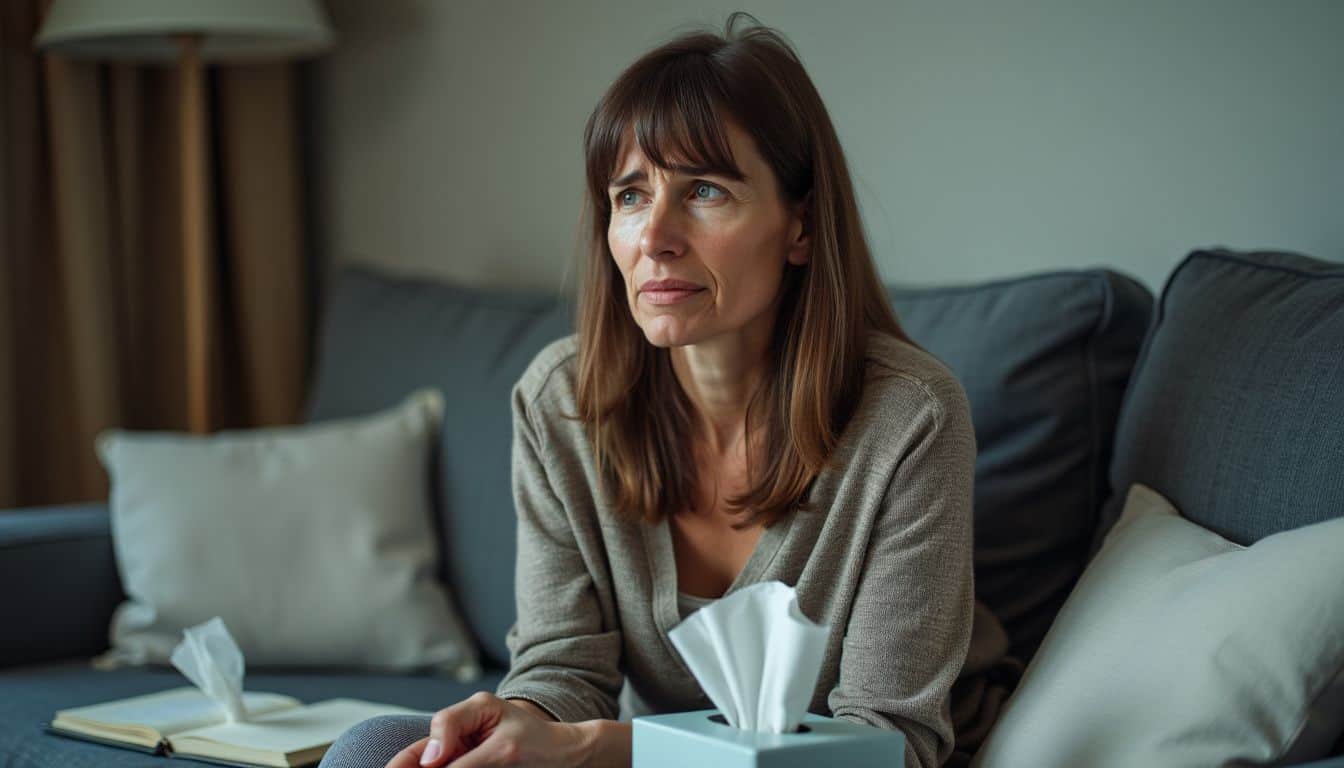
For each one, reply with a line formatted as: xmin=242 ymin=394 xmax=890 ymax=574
xmin=587 ymin=49 xmax=744 ymax=208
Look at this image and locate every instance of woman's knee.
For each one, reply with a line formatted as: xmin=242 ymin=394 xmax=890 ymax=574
xmin=319 ymin=714 xmax=433 ymax=768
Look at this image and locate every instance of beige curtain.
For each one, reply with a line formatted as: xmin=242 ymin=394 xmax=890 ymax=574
xmin=0 ymin=2 xmax=311 ymax=508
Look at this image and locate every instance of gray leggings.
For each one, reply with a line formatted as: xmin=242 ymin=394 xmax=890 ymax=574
xmin=319 ymin=714 xmax=433 ymax=768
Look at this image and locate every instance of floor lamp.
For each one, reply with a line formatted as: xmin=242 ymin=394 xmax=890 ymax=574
xmin=34 ymin=0 xmax=333 ymax=433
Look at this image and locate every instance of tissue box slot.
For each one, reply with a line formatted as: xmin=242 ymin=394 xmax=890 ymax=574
xmin=706 ymin=713 xmax=811 ymax=734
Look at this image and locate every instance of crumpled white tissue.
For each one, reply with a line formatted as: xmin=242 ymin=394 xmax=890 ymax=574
xmin=169 ymin=616 xmax=249 ymax=723
xmin=668 ymin=580 xmax=829 ymax=733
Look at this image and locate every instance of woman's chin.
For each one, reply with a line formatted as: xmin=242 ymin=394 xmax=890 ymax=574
xmin=639 ymin=317 xmax=699 ymax=348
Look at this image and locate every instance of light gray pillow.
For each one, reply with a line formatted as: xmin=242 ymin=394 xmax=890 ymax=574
xmin=973 ymin=484 xmax=1344 ymax=767
xmin=92 ymin=389 xmax=482 ymax=680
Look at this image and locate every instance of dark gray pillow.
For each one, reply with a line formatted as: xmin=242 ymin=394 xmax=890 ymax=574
xmin=306 ymin=265 xmax=572 ymax=669
xmin=1099 ymin=249 xmax=1344 ymax=547
xmin=890 ymin=270 xmax=1152 ymax=662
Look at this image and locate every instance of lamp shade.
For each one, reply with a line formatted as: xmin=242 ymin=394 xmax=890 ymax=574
xmin=34 ymin=0 xmax=333 ymax=61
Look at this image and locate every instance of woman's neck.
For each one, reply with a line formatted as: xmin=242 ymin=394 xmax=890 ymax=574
xmin=669 ymin=301 xmax=777 ymax=457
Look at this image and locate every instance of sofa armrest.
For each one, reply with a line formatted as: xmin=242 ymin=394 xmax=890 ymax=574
xmin=0 ymin=502 xmax=123 ymax=668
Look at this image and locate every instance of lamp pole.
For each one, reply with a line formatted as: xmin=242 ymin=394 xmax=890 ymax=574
xmin=178 ymin=34 xmax=211 ymax=433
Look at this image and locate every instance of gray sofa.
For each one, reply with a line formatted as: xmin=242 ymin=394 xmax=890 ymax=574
xmin=2 ymin=248 xmax=1341 ymax=767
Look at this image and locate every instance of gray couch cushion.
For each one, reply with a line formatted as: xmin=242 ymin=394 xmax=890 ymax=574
xmin=305 ymin=266 xmax=572 ymax=668
xmin=890 ymin=270 xmax=1153 ymax=662
xmin=0 ymin=660 xmax=503 ymax=768
xmin=1100 ymin=249 xmax=1344 ymax=546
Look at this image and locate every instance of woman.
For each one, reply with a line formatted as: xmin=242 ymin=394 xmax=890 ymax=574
xmin=323 ymin=14 xmax=1009 ymax=768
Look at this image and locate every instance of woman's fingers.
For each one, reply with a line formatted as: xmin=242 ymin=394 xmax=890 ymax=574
xmin=383 ymin=735 xmax=430 ymax=768
xmin=435 ymin=734 xmax=516 ymax=768
xmin=420 ymin=692 xmax=502 ymax=767
xmin=379 ymin=694 xmax=538 ymax=768
xmin=377 ymin=696 xmax=582 ymax=768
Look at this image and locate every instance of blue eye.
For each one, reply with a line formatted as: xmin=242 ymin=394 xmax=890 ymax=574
xmin=616 ymin=190 xmax=640 ymax=208
xmin=693 ymin=182 xmax=725 ymax=201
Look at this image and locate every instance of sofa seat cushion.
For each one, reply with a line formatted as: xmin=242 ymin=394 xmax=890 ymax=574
xmin=0 ymin=659 xmax=506 ymax=768
xmin=1101 ymin=249 xmax=1344 ymax=546
xmin=890 ymin=269 xmax=1152 ymax=662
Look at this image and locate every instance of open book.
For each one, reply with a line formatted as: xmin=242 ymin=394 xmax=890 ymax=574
xmin=48 ymin=687 xmax=429 ymax=767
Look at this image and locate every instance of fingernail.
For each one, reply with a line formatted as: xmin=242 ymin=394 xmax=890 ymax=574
xmin=420 ymin=739 xmax=442 ymax=765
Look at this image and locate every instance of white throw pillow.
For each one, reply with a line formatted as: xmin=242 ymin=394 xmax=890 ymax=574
xmin=973 ymin=483 xmax=1344 ymax=767
xmin=93 ymin=389 xmax=481 ymax=681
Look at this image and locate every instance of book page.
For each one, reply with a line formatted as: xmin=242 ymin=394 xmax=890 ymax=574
xmin=56 ymin=687 xmax=303 ymax=737
xmin=171 ymin=699 xmax=428 ymax=757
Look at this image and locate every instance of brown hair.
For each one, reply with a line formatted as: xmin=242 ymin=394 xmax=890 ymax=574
xmin=575 ymin=13 xmax=913 ymax=529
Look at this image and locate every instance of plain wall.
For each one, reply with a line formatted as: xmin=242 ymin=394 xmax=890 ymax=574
xmin=306 ymin=0 xmax=1344 ymax=293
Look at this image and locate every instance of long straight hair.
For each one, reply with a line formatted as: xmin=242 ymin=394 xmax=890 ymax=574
xmin=575 ymin=14 xmax=912 ymax=529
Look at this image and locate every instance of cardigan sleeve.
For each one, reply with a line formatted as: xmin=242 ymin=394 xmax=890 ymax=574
xmin=826 ymin=374 xmax=977 ymax=768
xmin=493 ymin=382 xmax=624 ymax=723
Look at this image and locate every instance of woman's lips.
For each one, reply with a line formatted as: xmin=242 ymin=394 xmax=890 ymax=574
xmin=639 ymin=279 xmax=706 ymax=306
xmin=641 ymin=287 xmax=705 ymax=305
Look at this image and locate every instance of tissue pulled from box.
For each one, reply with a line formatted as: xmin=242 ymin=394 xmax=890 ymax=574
xmin=169 ymin=616 xmax=249 ymax=723
xmin=668 ymin=580 xmax=829 ymax=733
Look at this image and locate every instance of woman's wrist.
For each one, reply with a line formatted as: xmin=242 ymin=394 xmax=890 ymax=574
xmin=506 ymin=697 xmax=557 ymax=722
xmin=574 ymin=719 xmax=632 ymax=768
xmin=503 ymin=697 xmax=630 ymax=766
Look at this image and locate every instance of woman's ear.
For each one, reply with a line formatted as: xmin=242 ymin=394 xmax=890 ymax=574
xmin=785 ymin=192 xmax=812 ymax=266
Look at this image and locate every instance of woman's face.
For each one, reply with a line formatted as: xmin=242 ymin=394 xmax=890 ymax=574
xmin=606 ymin=121 xmax=809 ymax=349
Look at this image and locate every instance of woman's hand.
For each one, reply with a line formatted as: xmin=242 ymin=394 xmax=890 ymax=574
xmin=384 ymin=692 xmax=591 ymax=768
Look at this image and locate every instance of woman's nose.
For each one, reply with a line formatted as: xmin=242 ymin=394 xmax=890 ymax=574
xmin=638 ymin=197 xmax=687 ymax=262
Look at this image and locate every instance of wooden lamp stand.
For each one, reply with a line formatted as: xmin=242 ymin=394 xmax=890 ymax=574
xmin=178 ymin=34 xmax=211 ymax=433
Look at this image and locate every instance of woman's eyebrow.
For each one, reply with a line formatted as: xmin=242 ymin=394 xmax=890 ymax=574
xmin=607 ymin=169 xmax=647 ymax=188
xmin=608 ymin=164 xmax=746 ymax=188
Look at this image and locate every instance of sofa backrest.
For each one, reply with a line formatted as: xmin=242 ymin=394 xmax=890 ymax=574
xmin=890 ymin=271 xmax=1152 ymax=662
xmin=305 ymin=266 xmax=571 ymax=668
xmin=1098 ymin=249 xmax=1344 ymax=547
xmin=307 ymin=264 xmax=1154 ymax=669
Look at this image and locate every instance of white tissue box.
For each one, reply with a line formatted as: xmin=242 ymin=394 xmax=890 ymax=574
xmin=632 ymin=709 xmax=905 ymax=768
